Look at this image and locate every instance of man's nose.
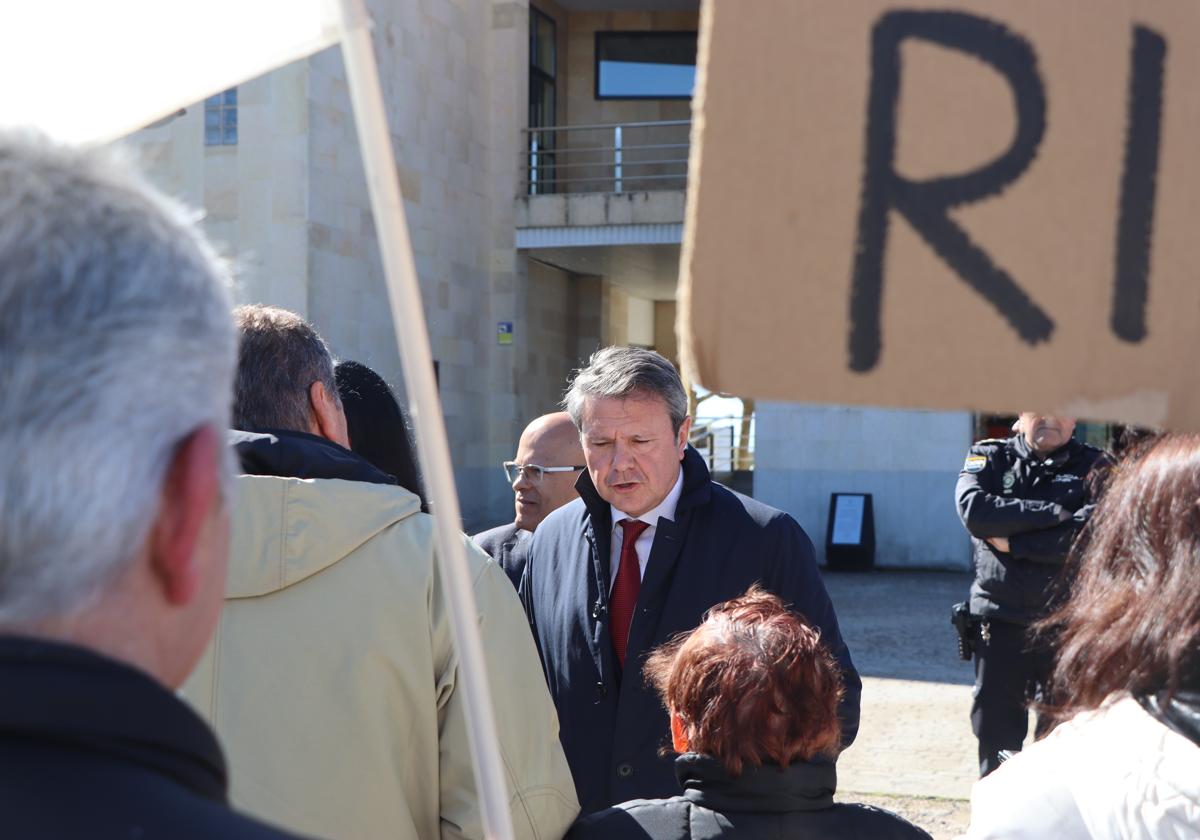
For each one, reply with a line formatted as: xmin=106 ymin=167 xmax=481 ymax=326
xmin=610 ymin=440 xmax=635 ymax=470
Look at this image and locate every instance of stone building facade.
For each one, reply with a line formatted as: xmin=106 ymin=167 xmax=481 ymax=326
xmin=126 ymin=0 xmax=696 ymax=529
xmin=125 ymin=0 xmax=982 ymax=567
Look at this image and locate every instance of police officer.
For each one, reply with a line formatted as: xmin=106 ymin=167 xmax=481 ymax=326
xmin=955 ymin=413 xmax=1106 ymax=777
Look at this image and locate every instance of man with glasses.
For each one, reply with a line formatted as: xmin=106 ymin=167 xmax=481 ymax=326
xmin=474 ymin=412 xmax=585 ymax=587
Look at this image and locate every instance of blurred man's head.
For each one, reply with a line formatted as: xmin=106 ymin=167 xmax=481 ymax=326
xmin=645 ymin=586 xmax=844 ymax=776
xmin=0 ymin=134 xmax=237 ymax=688
xmin=563 ymin=347 xmax=691 ymax=519
xmin=508 ymin=412 xmax=585 ymax=531
xmin=1015 ymin=413 xmax=1077 ymax=456
xmin=232 ymin=305 xmax=349 ymax=448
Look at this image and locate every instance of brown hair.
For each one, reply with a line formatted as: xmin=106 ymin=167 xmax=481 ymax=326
xmin=232 ymin=304 xmax=339 ymax=434
xmin=643 ymin=585 xmax=843 ymax=777
xmin=1039 ymin=433 xmax=1200 ymax=721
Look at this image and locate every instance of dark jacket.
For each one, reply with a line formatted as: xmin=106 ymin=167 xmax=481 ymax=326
xmin=522 ymin=447 xmax=861 ymax=814
xmin=956 ymin=434 xmax=1107 ymax=624
xmin=567 ymin=753 xmax=930 ymax=840
xmin=0 ymin=636 xmax=307 ymax=839
xmin=473 ymin=521 xmax=533 ymax=588
xmin=233 ymin=427 xmax=397 ymax=485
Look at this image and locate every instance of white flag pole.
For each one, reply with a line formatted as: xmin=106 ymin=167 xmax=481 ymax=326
xmin=334 ymin=2 xmax=515 ymax=839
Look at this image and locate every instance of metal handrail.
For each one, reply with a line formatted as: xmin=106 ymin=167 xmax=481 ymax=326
xmin=521 ymin=156 xmax=688 ymax=172
xmin=522 ymin=119 xmax=691 ymax=196
xmin=518 ymin=142 xmax=689 ymax=158
xmin=690 ymin=413 xmax=755 ymax=472
xmin=521 ymin=118 xmax=690 ymax=133
xmin=519 ymin=174 xmax=687 ymax=188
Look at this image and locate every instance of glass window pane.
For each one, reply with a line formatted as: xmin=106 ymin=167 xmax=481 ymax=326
xmin=223 ymin=124 xmax=238 ymax=145
xmin=535 ymin=16 xmax=555 ymax=75
xmin=596 ymin=33 xmax=696 ymax=99
xmin=529 ymin=78 xmax=555 ymax=130
xmin=205 ymin=94 xmax=221 ymax=107
xmin=205 ymin=127 xmax=221 ymax=146
xmin=224 ymin=108 xmax=237 ymax=128
xmin=530 ymin=9 xmax=555 ymax=76
xmin=541 ymin=82 xmax=554 ymax=128
xmin=205 ymin=109 xmax=221 ymax=128
xmin=224 ymin=88 xmax=238 ymax=105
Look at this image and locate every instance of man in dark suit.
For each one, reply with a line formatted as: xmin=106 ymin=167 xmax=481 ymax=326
xmin=522 ymin=347 xmax=861 ymax=815
xmin=474 ymin=412 xmax=585 ymax=587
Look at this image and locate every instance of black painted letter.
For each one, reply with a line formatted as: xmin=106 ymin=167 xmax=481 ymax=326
xmin=849 ymin=11 xmax=1054 ymax=372
xmin=1112 ymin=26 xmax=1166 ymax=343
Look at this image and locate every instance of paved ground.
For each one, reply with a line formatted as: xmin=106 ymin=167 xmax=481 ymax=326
xmin=822 ymin=570 xmax=978 ymax=839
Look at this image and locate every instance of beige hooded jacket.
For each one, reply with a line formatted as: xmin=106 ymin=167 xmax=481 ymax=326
xmin=182 ymin=471 xmax=579 ymax=840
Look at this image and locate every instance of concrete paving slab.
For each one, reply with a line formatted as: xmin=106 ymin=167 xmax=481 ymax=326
xmin=819 ymin=570 xmax=980 ymax=799
xmin=839 ymin=676 xmax=976 ymax=800
xmin=820 ymin=570 xmax=980 ymax=837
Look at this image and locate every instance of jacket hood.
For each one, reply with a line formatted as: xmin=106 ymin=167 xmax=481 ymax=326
xmin=227 ymin=429 xmax=423 ymax=598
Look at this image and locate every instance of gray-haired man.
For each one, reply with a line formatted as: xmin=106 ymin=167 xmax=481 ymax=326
xmin=0 ymin=136 xmax=302 ymax=837
xmin=522 ymin=346 xmax=862 ymax=815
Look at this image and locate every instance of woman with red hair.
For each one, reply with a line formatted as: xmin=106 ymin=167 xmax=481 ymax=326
xmin=568 ymin=586 xmax=929 ymax=839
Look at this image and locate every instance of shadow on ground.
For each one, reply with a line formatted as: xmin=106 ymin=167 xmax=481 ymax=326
xmin=821 ymin=569 xmax=975 ymax=686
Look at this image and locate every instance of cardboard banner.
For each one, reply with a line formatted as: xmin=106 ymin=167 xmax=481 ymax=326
xmin=680 ymin=0 xmax=1200 ymax=429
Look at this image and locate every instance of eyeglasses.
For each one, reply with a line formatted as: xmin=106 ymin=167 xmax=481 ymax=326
xmin=503 ymin=461 xmax=586 ymax=484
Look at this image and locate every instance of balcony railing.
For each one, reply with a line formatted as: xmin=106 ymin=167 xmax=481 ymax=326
xmin=521 ymin=119 xmax=690 ymax=195
xmin=690 ymin=414 xmax=755 ymax=473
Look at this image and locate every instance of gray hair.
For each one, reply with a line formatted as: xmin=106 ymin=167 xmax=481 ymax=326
xmin=232 ymin=304 xmax=339 ymax=433
xmin=0 ymin=133 xmax=236 ymax=623
xmin=563 ymin=346 xmax=688 ymax=433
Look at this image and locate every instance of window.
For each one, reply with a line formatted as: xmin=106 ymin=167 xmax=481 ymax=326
xmin=595 ymin=32 xmax=697 ymax=99
xmin=529 ymin=8 xmax=556 ymax=128
xmin=528 ymin=8 xmax=557 ymax=194
xmin=204 ymin=88 xmax=238 ymax=146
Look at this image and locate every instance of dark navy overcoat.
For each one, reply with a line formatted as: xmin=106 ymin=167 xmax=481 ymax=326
xmin=522 ymin=447 xmax=861 ymax=815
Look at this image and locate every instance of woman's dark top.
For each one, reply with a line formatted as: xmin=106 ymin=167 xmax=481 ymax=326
xmin=567 ymin=753 xmax=931 ymax=840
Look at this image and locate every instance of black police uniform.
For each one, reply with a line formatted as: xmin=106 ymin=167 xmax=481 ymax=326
xmin=954 ymin=433 xmax=1106 ymax=777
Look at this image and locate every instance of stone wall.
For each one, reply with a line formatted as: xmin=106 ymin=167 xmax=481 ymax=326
xmin=126 ymin=63 xmax=311 ymax=315
xmin=122 ymin=0 xmax=620 ymax=531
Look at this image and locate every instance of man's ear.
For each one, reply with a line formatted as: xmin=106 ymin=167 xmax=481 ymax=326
xmin=670 ymin=711 xmax=690 ymax=754
xmin=309 ymin=380 xmax=350 ymax=449
xmin=149 ymin=425 xmax=222 ymax=607
xmin=676 ymin=415 xmax=693 ymax=458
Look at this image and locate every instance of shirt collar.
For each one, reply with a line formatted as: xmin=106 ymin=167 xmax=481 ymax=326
xmin=611 ymin=466 xmax=684 ymax=531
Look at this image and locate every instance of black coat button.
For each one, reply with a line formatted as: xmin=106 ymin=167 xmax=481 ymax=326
xmin=595 ymin=681 xmax=606 ymax=698
xmin=616 ymin=763 xmax=633 ymax=778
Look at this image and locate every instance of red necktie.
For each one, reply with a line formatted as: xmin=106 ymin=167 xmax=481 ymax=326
xmin=611 ymin=518 xmax=650 ymax=668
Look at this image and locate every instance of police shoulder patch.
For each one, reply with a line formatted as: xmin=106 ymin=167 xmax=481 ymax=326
xmin=963 ymin=455 xmax=987 ymax=473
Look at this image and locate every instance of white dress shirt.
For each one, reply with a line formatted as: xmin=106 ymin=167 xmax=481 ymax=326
xmin=608 ymin=468 xmax=684 ymax=592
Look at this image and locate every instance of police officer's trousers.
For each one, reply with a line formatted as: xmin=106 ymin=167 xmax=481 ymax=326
xmin=970 ymin=618 xmax=1055 ymax=777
